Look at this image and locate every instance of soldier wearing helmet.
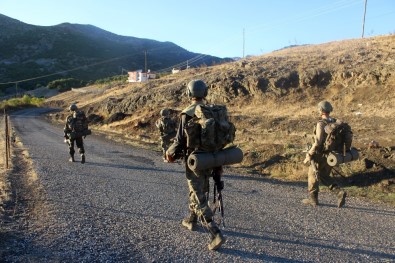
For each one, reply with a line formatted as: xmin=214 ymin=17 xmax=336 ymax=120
xmin=166 ymin=79 xmax=225 ymax=251
xmin=303 ymin=100 xmax=347 ymax=208
xmin=155 ymin=108 xmax=176 ymax=162
xmin=64 ymin=103 xmax=87 ymax=163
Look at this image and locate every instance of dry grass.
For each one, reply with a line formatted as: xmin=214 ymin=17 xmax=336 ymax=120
xmin=42 ymin=35 xmax=395 ymax=205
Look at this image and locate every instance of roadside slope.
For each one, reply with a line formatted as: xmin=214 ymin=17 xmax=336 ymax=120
xmin=45 ymin=34 xmax=395 ymax=204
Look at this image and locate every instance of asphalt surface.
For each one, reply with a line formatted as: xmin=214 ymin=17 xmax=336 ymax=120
xmin=4 ymin=108 xmax=395 ymax=262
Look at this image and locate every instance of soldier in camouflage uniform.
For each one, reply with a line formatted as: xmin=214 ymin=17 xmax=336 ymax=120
xmin=155 ymin=109 xmax=176 ymax=162
xmin=64 ymin=104 xmax=86 ymax=164
xmin=166 ymin=80 xmax=225 ymax=251
xmin=303 ymin=100 xmax=347 ymax=208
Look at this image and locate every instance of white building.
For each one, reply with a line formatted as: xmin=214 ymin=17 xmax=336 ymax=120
xmin=128 ymin=70 xmax=157 ymax=82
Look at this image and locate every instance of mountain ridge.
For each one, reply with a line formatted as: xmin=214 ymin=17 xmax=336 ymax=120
xmin=0 ymin=13 xmax=231 ymax=91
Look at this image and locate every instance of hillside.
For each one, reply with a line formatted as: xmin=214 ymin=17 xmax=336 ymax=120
xmin=45 ymin=35 xmax=395 ymax=204
xmin=0 ymin=14 xmax=231 ymax=92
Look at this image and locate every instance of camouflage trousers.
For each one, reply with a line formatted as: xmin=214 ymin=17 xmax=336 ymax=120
xmin=185 ymin=165 xmax=213 ymax=222
xmin=308 ymin=155 xmax=342 ymax=194
xmin=68 ymin=137 xmax=85 ymax=155
xmin=160 ymin=135 xmax=173 ymax=157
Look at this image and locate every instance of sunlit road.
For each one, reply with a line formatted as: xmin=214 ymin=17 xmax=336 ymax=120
xmin=6 ymin=108 xmax=395 ymax=262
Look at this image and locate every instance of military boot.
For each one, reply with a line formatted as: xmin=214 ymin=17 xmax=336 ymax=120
xmin=302 ymin=192 xmax=318 ymax=207
xmin=337 ymin=191 xmax=347 ymax=208
xmin=81 ymin=154 xmax=85 ymax=164
xmin=69 ymin=155 xmax=75 ymax=162
xmin=207 ymin=221 xmax=226 ymax=250
xmin=181 ymin=212 xmax=197 ymax=231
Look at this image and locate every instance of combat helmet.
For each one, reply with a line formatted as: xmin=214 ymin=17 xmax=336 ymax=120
xmin=186 ymin=79 xmax=208 ymax=99
xmin=160 ymin=109 xmax=170 ymax=116
xmin=69 ymin=104 xmax=78 ymax=111
xmin=317 ymin=100 xmax=333 ymax=113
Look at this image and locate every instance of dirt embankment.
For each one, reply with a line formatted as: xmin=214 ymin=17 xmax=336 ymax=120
xmin=43 ymin=35 xmax=395 ymax=204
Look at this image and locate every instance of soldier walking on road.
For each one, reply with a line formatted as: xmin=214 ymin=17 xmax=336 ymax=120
xmin=166 ymin=80 xmax=226 ymax=250
xmin=64 ymin=104 xmax=89 ymax=164
xmin=155 ymin=109 xmax=176 ymax=162
xmin=303 ymin=100 xmax=347 ymax=208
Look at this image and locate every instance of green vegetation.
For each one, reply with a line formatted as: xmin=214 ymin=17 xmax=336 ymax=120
xmin=48 ymin=78 xmax=87 ymax=92
xmin=0 ymin=95 xmax=45 ymax=110
xmin=94 ymin=75 xmax=128 ymax=85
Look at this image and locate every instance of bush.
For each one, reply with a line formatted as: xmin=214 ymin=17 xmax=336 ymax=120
xmin=47 ymin=78 xmax=87 ymax=91
xmin=0 ymin=95 xmax=45 ymax=110
xmin=94 ymin=75 xmax=127 ymax=85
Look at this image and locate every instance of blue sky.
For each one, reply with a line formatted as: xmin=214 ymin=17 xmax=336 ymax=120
xmin=1 ymin=0 xmax=394 ymax=58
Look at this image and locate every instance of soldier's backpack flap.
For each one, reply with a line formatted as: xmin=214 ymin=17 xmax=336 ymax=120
xmin=186 ymin=104 xmax=235 ymax=152
xmin=162 ymin=116 xmax=176 ymax=135
xmin=71 ymin=110 xmax=90 ymax=136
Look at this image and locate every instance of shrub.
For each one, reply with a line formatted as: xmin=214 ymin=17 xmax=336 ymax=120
xmin=0 ymin=95 xmax=45 ymax=110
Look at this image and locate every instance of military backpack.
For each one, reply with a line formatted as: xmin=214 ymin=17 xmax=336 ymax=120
xmin=185 ymin=104 xmax=236 ymax=152
xmin=69 ymin=110 xmax=91 ymax=138
xmin=322 ymin=119 xmax=353 ymax=153
xmin=160 ymin=117 xmax=176 ymax=135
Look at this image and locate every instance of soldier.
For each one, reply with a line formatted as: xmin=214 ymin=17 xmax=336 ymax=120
xmin=166 ymin=80 xmax=226 ymax=251
xmin=303 ymin=100 xmax=347 ymax=208
xmin=155 ymin=109 xmax=176 ymax=162
xmin=64 ymin=104 xmax=87 ymax=164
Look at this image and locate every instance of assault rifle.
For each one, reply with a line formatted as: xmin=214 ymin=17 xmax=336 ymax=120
xmin=211 ymin=167 xmax=225 ymax=228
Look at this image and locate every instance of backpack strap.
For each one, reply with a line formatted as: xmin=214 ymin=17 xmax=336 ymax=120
xmin=182 ymin=101 xmax=205 ymax=117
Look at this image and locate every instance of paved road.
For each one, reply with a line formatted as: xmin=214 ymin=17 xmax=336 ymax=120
xmin=5 ymin=108 xmax=395 ymax=262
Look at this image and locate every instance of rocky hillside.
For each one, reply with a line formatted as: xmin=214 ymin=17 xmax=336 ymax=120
xmin=46 ymin=34 xmax=395 ymax=203
xmin=0 ymin=14 xmax=231 ymax=91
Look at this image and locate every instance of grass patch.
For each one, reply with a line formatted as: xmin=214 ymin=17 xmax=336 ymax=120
xmin=332 ymin=185 xmax=395 ymax=206
xmin=0 ymin=95 xmax=45 ymax=110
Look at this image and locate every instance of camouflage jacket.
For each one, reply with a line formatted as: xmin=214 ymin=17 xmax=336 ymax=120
xmin=167 ymin=100 xmax=204 ymax=159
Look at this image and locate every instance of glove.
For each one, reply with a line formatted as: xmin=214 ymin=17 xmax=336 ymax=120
xmin=303 ymin=154 xmax=312 ymax=165
xmin=166 ymin=152 xmax=176 ymax=163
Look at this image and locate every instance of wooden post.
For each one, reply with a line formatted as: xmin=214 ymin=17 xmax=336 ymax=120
xmin=6 ymin=115 xmax=10 ymax=159
xmin=4 ymin=111 xmax=9 ymax=169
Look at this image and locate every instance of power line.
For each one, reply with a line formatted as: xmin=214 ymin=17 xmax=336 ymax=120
xmin=0 ymin=44 xmax=212 ymax=85
xmin=3 ymin=1 xmax=360 ymax=85
xmin=0 ymin=54 xmax=133 ymax=85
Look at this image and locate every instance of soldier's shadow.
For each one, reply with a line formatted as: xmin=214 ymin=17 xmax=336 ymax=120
xmin=335 ymin=168 xmax=395 ymax=187
xmin=84 ymin=161 xmax=184 ymax=175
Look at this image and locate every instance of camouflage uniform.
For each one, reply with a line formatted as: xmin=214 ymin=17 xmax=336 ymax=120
xmin=166 ymin=79 xmax=225 ymax=251
xmin=64 ymin=113 xmax=85 ymax=163
xmin=305 ymin=117 xmax=347 ymax=207
xmin=155 ymin=116 xmax=176 ymax=160
xmin=167 ymin=101 xmax=214 ymax=221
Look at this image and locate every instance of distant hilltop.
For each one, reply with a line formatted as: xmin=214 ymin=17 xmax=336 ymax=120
xmin=0 ymin=13 xmax=232 ymax=91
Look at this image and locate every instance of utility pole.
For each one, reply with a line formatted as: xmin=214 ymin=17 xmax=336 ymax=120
xmin=15 ymin=82 xmax=18 ymax=97
xmin=362 ymin=0 xmax=368 ymax=38
xmin=144 ymin=50 xmax=148 ymax=72
xmin=243 ymin=28 xmax=245 ymax=58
